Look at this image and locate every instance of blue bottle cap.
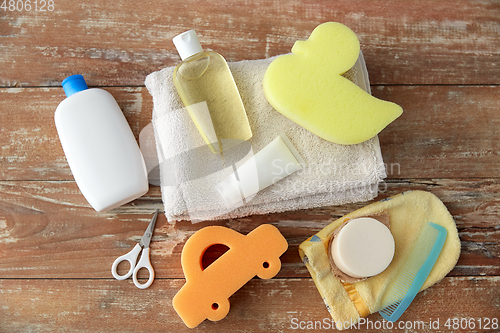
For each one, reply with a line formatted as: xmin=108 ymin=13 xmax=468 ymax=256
xmin=62 ymin=74 xmax=88 ymax=97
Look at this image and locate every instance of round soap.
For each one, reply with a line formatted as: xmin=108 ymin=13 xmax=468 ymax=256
xmin=330 ymin=217 xmax=395 ymax=278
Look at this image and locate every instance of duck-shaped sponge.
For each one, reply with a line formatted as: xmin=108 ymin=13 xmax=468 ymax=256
xmin=263 ymin=22 xmax=403 ymax=145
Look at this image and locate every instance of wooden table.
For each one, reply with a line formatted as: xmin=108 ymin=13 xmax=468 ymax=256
xmin=1 ymin=1 xmax=499 ymax=332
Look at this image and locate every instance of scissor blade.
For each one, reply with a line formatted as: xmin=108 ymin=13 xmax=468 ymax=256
xmin=139 ymin=209 xmax=159 ymax=249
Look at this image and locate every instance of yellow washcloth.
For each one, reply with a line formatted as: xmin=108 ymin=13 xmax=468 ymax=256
xmin=298 ymin=191 xmax=460 ymax=330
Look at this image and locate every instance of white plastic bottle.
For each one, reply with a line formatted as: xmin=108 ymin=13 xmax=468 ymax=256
xmin=55 ymin=75 xmax=149 ymax=212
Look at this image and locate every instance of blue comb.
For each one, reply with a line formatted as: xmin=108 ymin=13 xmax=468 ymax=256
xmin=379 ymin=222 xmax=447 ymax=322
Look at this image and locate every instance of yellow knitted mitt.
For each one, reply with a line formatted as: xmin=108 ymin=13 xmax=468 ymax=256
xmin=298 ymin=191 xmax=460 ymax=330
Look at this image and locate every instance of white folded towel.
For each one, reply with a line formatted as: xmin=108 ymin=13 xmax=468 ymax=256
xmin=144 ymin=53 xmax=386 ymax=222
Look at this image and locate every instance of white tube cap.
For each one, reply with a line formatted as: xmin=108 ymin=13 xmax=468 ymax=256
xmin=215 ymin=173 xmax=244 ymax=208
xmin=330 ymin=217 xmax=395 ymax=278
xmin=172 ymin=30 xmax=203 ymax=61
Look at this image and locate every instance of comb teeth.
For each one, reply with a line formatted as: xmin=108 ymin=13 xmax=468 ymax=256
xmin=380 ymin=301 xmax=401 ymax=316
xmin=379 ymin=223 xmax=447 ymax=321
xmin=382 ymin=226 xmax=438 ymax=306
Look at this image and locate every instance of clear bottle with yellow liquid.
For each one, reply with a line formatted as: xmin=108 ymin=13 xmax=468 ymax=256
xmin=172 ymin=30 xmax=252 ymax=153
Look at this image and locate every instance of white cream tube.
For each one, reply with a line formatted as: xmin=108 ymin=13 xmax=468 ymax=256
xmin=216 ymin=134 xmax=305 ymax=208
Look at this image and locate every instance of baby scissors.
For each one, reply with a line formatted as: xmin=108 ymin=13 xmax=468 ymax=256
xmin=111 ymin=209 xmax=158 ymax=289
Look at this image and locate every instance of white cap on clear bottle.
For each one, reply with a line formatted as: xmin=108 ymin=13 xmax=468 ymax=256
xmin=173 ymin=30 xmax=204 ymax=61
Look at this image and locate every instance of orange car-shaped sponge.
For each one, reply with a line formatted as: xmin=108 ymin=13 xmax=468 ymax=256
xmin=172 ymin=224 xmax=288 ymax=328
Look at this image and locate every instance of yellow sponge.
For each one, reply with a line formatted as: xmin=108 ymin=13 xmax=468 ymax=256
xmin=263 ymin=22 xmax=403 ymax=145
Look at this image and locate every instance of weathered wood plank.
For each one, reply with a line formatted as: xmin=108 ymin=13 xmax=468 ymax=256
xmin=0 ymin=87 xmax=153 ymax=181
xmin=378 ymin=86 xmax=500 ymax=179
xmin=1 ymin=85 xmax=499 ymax=181
xmin=1 ymin=179 xmax=498 ymax=278
xmin=0 ymin=277 xmax=498 ymax=332
xmin=1 ymin=1 xmax=498 ymax=331
xmin=0 ymin=0 xmax=499 ymax=87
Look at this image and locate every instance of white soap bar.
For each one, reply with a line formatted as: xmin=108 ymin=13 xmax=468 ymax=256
xmin=330 ymin=217 xmax=395 ymax=278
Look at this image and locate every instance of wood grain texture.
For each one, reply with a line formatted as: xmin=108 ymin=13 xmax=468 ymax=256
xmin=1 ymin=0 xmax=499 ymax=87
xmin=0 ymin=87 xmax=153 ymax=180
xmin=1 ymin=0 xmax=499 ymax=331
xmin=1 ymin=179 xmax=498 ymax=279
xmin=1 ymin=85 xmax=499 ymax=181
xmin=0 ymin=277 xmax=498 ymax=332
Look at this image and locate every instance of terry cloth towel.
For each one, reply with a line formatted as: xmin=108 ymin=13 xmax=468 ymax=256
xmin=298 ymin=191 xmax=461 ymax=330
xmin=144 ymin=53 xmax=387 ymax=222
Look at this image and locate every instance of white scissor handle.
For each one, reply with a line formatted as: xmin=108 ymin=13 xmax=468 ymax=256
xmin=132 ymin=247 xmax=155 ymax=289
xmin=111 ymin=243 xmax=142 ymax=280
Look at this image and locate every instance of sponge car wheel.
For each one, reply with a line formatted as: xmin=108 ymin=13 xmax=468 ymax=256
xmin=256 ymin=258 xmax=281 ymax=279
xmin=206 ymin=298 xmax=230 ymax=322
